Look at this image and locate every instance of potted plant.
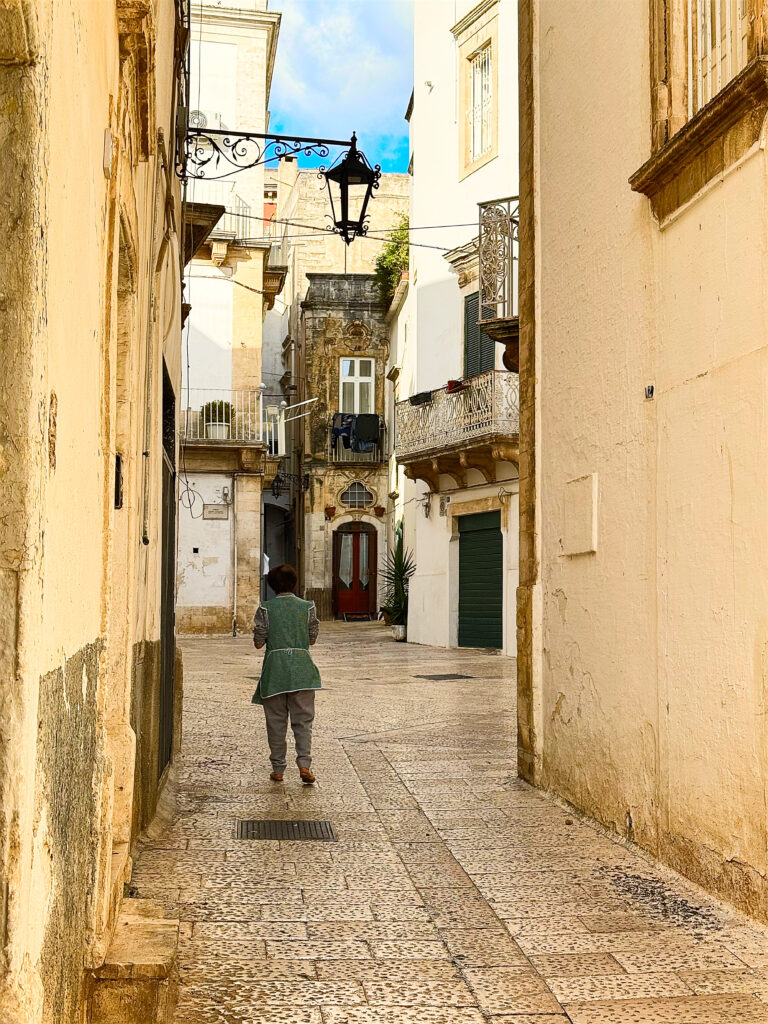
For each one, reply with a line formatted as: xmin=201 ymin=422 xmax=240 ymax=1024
xmin=380 ymin=523 xmax=416 ymax=642
xmin=201 ymin=400 xmax=234 ymax=440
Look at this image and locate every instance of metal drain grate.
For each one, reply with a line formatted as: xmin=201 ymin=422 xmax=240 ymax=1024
xmin=414 ymin=673 xmax=474 ymax=681
xmin=236 ymin=819 xmax=337 ymax=842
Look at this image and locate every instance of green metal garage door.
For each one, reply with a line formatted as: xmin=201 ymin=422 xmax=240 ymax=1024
xmin=458 ymin=510 xmax=503 ymax=649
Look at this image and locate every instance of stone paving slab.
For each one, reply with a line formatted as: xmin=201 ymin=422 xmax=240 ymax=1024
xmin=131 ymin=625 xmax=768 ymax=1023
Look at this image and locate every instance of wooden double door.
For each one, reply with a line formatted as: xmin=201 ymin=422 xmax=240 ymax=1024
xmin=333 ymin=522 xmax=377 ymax=618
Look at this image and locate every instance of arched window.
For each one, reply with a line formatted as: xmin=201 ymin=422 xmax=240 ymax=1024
xmin=341 ymin=482 xmax=373 ymax=508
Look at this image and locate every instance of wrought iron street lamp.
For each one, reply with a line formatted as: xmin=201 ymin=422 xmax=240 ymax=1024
xmin=322 ymin=134 xmax=381 ymax=245
xmin=179 ymin=121 xmax=380 ymax=246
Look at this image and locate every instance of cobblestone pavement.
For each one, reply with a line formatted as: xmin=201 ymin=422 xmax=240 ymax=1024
xmin=133 ymin=624 xmax=768 ymax=1023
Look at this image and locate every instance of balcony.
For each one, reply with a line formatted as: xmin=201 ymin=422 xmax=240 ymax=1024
xmin=328 ymin=414 xmax=385 ymax=464
xmin=181 ymin=389 xmax=285 ymax=456
xmin=478 ymin=195 xmax=519 ymax=371
xmin=395 ymin=371 xmax=519 ymax=491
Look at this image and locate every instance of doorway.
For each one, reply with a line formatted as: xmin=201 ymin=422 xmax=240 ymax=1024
xmin=333 ymin=522 xmax=377 ymax=618
xmin=458 ymin=510 xmax=503 ymax=648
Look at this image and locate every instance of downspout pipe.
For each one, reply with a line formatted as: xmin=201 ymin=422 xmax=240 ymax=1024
xmin=232 ymin=473 xmax=238 ymax=636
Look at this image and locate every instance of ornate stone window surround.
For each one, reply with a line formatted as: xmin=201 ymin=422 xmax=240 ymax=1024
xmin=453 ymin=0 xmax=500 ymax=180
xmin=631 ymin=0 xmax=768 ymax=219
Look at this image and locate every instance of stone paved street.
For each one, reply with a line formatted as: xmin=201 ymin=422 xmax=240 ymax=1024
xmin=132 ymin=624 xmax=768 ymax=1023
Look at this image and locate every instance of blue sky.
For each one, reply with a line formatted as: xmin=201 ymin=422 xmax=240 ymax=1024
xmin=269 ymin=0 xmax=413 ymax=172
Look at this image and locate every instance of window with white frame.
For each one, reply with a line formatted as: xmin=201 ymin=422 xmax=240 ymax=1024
xmin=340 ymin=357 xmax=375 ymax=414
xmin=341 ymin=482 xmax=373 ymax=508
xmin=469 ymin=45 xmax=493 ymax=163
xmin=688 ymin=0 xmax=750 ymax=116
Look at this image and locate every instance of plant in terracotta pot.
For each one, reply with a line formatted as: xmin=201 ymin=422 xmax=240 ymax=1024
xmin=380 ymin=522 xmax=415 ymax=642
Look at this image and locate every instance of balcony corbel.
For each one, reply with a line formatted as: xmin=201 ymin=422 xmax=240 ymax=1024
xmin=490 ymin=442 xmax=520 ymax=465
xmin=459 ymin=450 xmax=495 ymax=483
xmin=404 ymin=462 xmax=440 ymax=493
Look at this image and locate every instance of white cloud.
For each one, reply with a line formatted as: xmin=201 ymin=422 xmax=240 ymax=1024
xmin=269 ymin=0 xmax=413 ymax=170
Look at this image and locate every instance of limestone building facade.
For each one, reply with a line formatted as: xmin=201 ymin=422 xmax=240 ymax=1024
xmin=298 ymin=275 xmax=390 ymax=618
xmin=391 ymin=0 xmax=520 ymax=654
xmin=262 ymin=164 xmax=409 ymax=603
xmin=176 ymin=0 xmax=286 ymax=635
xmin=518 ymin=0 xmax=768 ymax=921
xmin=0 ymin=1 xmax=191 ymax=1021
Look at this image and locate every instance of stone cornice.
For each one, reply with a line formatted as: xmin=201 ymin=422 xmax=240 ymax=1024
xmin=450 ymin=0 xmax=499 ymax=40
xmin=630 ymin=56 xmax=768 ymax=200
xmin=192 ymin=6 xmax=281 ymax=100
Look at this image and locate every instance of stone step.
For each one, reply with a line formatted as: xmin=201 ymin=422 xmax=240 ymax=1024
xmin=87 ymin=899 xmax=179 ymax=1024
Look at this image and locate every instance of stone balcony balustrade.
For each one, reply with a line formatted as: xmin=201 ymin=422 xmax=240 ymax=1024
xmin=395 ymin=370 xmax=519 ymax=491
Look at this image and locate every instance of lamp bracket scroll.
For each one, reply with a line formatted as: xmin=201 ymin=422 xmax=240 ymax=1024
xmin=178 ymin=128 xmax=352 ymax=181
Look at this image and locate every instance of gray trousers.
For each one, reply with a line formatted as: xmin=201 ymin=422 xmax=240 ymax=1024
xmin=262 ymin=690 xmax=315 ymax=771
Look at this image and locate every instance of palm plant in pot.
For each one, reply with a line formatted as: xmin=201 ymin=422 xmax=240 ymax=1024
xmin=381 ymin=523 xmax=416 ymax=641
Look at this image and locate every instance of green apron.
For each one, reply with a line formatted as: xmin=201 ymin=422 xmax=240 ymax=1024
xmin=252 ymin=595 xmax=322 ymax=705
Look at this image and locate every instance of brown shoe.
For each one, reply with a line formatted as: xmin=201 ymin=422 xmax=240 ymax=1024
xmin=299 ymin=767 xmax=315 ymax=785
xmin=270 ymin=771 xmax=284 ymax=782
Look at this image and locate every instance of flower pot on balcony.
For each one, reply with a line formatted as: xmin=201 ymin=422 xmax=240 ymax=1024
xmin=392 ymin=624 xmax=406 ymax=642
xmin=324 ymin=506 xmax=336 ymax=521
xmin=374 ymin=506 xmax=385 ymax=517
xmin=205 ymin=422 xmax=231 ymax=440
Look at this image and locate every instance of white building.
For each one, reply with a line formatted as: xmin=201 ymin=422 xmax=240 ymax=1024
xmin=176 ymin=0 xmax=286 ymax=634
xmin=391 ymin=0 xmax=520 ymax=654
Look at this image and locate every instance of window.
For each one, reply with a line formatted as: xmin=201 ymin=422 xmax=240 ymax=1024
xmin=340 ymin=358 xmax=375 ymax=414
xmin=341 ymin=482 xmax=373 ymax=508
xmin=632 ymin=0 xmax=763 ymax=219
xmin=688 ymin=0 xmax=750 ymax=115
xmin=469 ymin=46 xmax=493 ymax=162
xmin=453 ymin=3 xmax=499 ymax=177
xmin=464 ymin=292 xmax=495 ymax=378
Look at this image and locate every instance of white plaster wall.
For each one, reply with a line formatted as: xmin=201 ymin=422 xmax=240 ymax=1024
xmin=404 ymin=0 xmax=519 ymax=652
xmin=411 ymin=0 xmax=518 ymax=392
xmin=177 ymin=473 xmax=234 ymax=609
xmin=183 ymin=266 xmax=234 ymax=405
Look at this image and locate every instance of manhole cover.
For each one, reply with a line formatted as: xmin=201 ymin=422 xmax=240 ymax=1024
xmin=236 ymin=819 xmax=337 ymax=842
xmin=414 ymin=673 xmax=474 ymax=681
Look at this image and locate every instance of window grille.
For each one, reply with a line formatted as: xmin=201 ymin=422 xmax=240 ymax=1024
xmin=687 ymin=0 xmax=749 ymax=117
xmin=341 ymin=482 xmax=373 ymax=508
xmin=469 ymin=46 xmax=492 ymax=162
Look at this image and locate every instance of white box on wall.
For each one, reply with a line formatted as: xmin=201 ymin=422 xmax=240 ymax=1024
xmin=563 ymin=473 xmax=598 ymax=556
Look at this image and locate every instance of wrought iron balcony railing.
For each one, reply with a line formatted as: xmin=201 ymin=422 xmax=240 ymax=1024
xmin=478 ymin=195 xmax=519 ymax=326
xmin=395 ymin=371 xmax=519 ymax=461
xmin=328 ymin=415 xmax=385 ymax=463
xmin=186 ymin=178 xmax=252 ymax=241
xmin=181 ymin=389 xmax=285 ymax=455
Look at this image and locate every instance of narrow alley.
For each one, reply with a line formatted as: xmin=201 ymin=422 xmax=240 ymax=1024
xmin=132 ymin=625 xmax=768 ymax=1024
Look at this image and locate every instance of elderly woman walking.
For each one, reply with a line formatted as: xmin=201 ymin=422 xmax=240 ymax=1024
xmin=252 ymin=564 xmax=321 ymax=784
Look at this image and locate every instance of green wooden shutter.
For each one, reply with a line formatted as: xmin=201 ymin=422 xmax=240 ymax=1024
xmin=458 ymin=511 xmax=503 ymax=649
xmin=464 ymin=292 xmax=480 ymax=377
xmin=464 ymin=292 xmax=496 ymax=378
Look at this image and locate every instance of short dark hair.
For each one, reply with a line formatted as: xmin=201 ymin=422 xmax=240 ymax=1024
xmin=268 ymin=563 xmax=298 ymax=594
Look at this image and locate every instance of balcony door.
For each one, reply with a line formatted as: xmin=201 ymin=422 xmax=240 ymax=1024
xmin=333 ymin=522 xmax=376 ymax=618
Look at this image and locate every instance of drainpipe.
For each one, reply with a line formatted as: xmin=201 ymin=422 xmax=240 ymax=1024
xmin=232 ymin=473 xmax=238 ymax=636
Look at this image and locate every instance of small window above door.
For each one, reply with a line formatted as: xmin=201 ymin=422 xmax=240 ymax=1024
xmin=341 ymin=482 xmax=374 ymax=508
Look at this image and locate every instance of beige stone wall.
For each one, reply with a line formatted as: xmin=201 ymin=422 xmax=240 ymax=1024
xmin=0 ymin=2 xmax=185 ymax=1021
xmin=522 ymin=0 xmax=768 ymax=920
